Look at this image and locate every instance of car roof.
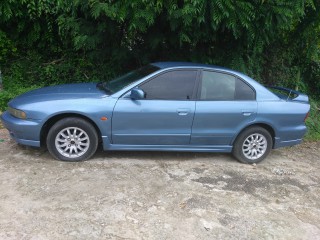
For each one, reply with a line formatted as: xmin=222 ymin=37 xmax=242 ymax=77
xmin=151 ymin=61 xmax=229 ymax=70
xmin=151 ymin=62 xmax=245 ymax=77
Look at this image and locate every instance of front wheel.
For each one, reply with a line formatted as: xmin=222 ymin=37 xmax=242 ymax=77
xmin=46 ymin=117 xmax=98 ymax=161
xmin=232 ymin=127 xmax=272 ymax=164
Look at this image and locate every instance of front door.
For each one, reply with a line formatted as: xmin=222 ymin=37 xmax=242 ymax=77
xmin=112 ymin=70 xmax=199 ymax=145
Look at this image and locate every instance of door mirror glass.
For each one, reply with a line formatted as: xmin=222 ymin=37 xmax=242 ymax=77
xmin=130 ymin=88 xmax=145 ymax=100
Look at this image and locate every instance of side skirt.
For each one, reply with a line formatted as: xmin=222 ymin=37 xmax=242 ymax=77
xmin=101 ymin=137 xmax=232 ymax=153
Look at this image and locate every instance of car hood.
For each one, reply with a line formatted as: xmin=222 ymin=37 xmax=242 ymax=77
xmin=9 ymin=83 xmax=108 ymax=107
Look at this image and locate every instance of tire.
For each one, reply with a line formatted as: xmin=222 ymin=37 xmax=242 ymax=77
xmin=232 ymin=126 xmax=272 ymax=164
xmin=46 ymin=117 xmax=98 ymax=161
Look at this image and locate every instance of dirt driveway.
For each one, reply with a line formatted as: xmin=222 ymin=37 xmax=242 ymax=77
xmin=0 ymin=129 xmax=319 ymax=240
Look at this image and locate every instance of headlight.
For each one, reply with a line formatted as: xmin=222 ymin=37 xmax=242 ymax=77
xmin=8 ymin=107 xmax=27 ymax=119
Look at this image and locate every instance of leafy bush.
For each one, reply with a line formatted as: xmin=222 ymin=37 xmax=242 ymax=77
xmin=0 ymin=31 xmax=17 ymax=63
xmin=0 ymin=70 xmax=40 ymax=111
xmin=304 ymin=61 xmax=320 ymax=99
xmin=305 ymin=100 xmax=320 ymax=140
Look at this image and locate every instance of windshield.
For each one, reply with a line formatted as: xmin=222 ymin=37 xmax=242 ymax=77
xmin=105 ymin=65 xmax=160 ymax=93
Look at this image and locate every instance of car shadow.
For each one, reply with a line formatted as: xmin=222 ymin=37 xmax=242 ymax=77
xmin=93 ymin=146 xmax=235 ymax=163
xmin=8 ymin=141 xmax=236 ymax=163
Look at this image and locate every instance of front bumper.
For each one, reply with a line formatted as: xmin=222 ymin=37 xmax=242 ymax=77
xmin=1 ymin=111 xmax=41 ymax=147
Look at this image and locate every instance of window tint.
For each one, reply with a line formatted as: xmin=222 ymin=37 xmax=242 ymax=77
xmin=139 ymin=70 xmax=197 ymax=100
xmin=200 ymin=71 xmax=235 ymax=100
xmin=235 ymin=77 xmax=255 ymax=100
xmin=200 ymin=71 xmax=255 ymax=100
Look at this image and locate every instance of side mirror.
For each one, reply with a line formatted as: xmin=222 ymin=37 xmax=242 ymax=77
xmin=130 ymin=88 xmax=145 ymax=100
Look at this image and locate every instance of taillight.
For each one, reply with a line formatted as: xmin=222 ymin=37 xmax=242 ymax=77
xmin=304 ymin=112 xmax=309 ymax=122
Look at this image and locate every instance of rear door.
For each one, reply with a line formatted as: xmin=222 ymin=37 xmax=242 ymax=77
xmin=112 ymin=69 xmax=199 ymax=145
xmin=191 ymin=70 xmax=257 ymax=145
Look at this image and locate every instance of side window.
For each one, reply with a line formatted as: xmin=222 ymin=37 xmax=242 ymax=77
xmin=199 ymin=71 xmax=255 ymax=100
xmin=139 ymin=70 xmax=197 ymax=100
xmin=234 ymin=78 xmax=255 ymax=100
xmin=200 ymin=71 xmax=235 ymax=100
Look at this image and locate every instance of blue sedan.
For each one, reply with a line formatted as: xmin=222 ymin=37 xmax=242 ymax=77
xmin=1 ymin=62 xmax=310 ymax=163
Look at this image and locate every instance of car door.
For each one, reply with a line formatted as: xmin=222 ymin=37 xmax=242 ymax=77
xmin=112 ymin=69 xmax=199 ymax=145
xmin=191 ymin=70 xmax=257 ymax=145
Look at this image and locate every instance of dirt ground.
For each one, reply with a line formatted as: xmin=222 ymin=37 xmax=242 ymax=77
xmin=0 ymin=129 xmax=319 ymax=240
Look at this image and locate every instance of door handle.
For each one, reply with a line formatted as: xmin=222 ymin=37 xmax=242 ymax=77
xmin=242 ymin=110 xmax=253 ymax=116
xmin=177 ymin=108 xmax=189 ymax=116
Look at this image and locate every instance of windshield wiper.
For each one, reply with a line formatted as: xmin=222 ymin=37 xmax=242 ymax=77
xmin=96 ymin=82 xmax=112 ymax=93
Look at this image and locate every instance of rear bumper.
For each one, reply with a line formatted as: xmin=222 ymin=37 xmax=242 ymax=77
xmin=273 ymin=125 xmax=307 ymax=149
xmin=273 ymin=137 xmax=302 ymax=148
xmin=1 ymin=111 xmax=41 ymax=147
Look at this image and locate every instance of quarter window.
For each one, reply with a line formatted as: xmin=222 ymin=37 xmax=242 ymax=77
xmin=199 ymin=71 xmax=255 ymax=100
xmin=140 ymin=70 xmax=197 ymax=100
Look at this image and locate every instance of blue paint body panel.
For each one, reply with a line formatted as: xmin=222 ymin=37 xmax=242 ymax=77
xmin=191 ymin=101 xmax=257 ymax=145
xmin=112 ymin=98 xmax=196 ymax=145
xmin=0 ymin=62 xmax=310 ymax=157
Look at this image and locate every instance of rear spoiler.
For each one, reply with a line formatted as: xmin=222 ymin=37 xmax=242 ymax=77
xmin=266 ymin=86 xmax=309 ymax=103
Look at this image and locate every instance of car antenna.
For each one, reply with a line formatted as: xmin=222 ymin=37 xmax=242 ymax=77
xmin=286 ymin=89 xmax=292 ymax=101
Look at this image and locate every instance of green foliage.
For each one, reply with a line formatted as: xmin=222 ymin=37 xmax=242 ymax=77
xmin=0 ymin=31 xmax=17 ymax=63
xmin=304 ymin=61 xmax=320 ymax=99
xmin=1 ymin=0 xmax=317 ymax=70
xmin=305 ymin=100 xmax=320 ymax=140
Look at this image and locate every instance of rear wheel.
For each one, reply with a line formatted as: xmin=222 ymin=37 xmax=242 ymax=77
xmin=46 ymin=117 xmax=98 ymax=161
xmin=232 ymin=127 xmax=272 ymax=164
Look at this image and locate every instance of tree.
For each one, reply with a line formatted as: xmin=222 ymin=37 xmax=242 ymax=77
xmin=0 ymin=0 xmax=318 ymax=95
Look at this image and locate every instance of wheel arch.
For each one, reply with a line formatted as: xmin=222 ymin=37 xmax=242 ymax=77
xmin=232 ymin=123 xmax=276 ymax=148
xmin=40 ymin=113 xmax=102 ymax=147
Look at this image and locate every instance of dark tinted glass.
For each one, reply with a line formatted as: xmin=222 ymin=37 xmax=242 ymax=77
xmin=200 ymin=71 xmax=236 ymax=100
xmin=140 ymin=70 xmax=197 ymax=100
xmin=200 ymin=71 xmax=255 ymax=100
xmin=235 ymin=78 xmax=255 ymax=100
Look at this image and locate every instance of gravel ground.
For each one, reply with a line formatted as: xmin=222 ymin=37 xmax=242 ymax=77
xmin=0 ymin=129 xmax=319 ymax=240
